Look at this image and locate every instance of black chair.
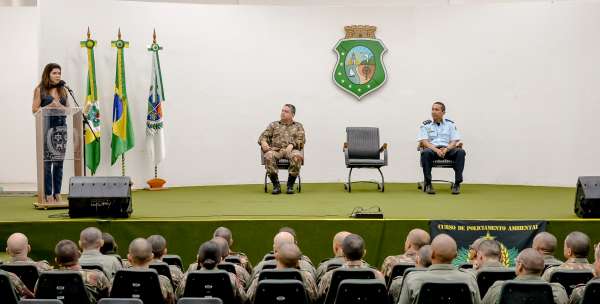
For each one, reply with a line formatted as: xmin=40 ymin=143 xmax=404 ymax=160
xmin=98 ymin=299 xmax=144 ymax=304
xmin=261 ymin=149 xmax=303 ymax=193
xmin=459 ymin=263 xmax=473 ymax=269
xmin=163 ymin=255 xmax=184 ymax=270
xmin=343 ymin=127 xmax=388 ymax=192
xmin=149 ymin=262 xmax=175 ymax=289
xmin=476 ymin=268 xmax=516 ymax=299
xmin=498 ymin=280 xmax=554 ymax=304
xmin=254 ymin=279 xmax=309 ymax=304
xmin=80 ymin=263 xmax=107 ymax=277
xmin=416 ymin=281 xmax=474 ymax=304
xmin=386 ymin=263 xmax=416 ymax=287
xmin=182 ymin=270 xmax=235 ymax=304
xmin=19 ymin=300 xmax=63 ymax=304
xmin=263 ymin=253 xmax=276 ymax=261
xmin=224 ymin=256 xmax=241 ymax=265
xmin=262 ymin=263 xmax=277 ymax=270
xmin=543 ymin=262 xmax=561 ymax=273
xmin=397 ymin=267 xmax=427 ymax=296
xmin=178 ymin=298 xmax=224 ymax=304
xmin=334 ymin=279 xmax=388 ymax=304
xmin=326 ymin=263 xmax=342 ymax=272
xmin=549 ymin=269 xmax=594 ymax=296
xmin=35 ymin=271 xmax=92 ymax=304
xmin=216 ymin=263 xmax=237 ymax=275
xmin=0 ymin=264 xmax=40 ymax=291
xmin=323 ymin=268 xmax=376 ymax=304
xmin=258 ymin=269 xmax=303 ymax=282
xmin=417 ymin=142 xmax=464 ymax=191
xmin=581 ymin=280 xmax=600 ymax=304
xmin=0 ymin=271 xmax=19 ymax=304
xmin=110 ymin=269 xmax=165 ymax=304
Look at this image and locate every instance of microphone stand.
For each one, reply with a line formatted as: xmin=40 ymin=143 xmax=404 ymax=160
xmin=65 ymin=86 xmax=98 ymax=177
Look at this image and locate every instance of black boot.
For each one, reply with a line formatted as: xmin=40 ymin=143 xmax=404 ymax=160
xmin=269 ymin=174 xmax=281 ymax=195
xmin=424 ymin=183 xmax=436 ymax=195
xmin=286 ymin=175 xmax=297 ymax=194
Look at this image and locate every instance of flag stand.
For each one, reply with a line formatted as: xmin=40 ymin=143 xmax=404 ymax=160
xmin=147 ymin=165 xmax=167 ymax=190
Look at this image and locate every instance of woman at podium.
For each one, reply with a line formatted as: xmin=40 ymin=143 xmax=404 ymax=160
xmin=32 ymin=63 xmax=69 ymax=204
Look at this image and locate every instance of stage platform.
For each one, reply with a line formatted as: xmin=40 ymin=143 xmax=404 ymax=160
xmin=0 ymin=183 xmax=598 ymax=268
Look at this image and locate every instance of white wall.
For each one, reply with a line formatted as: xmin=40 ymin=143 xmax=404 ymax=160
xmin=3 ymin=0 xmax=600 ymax=188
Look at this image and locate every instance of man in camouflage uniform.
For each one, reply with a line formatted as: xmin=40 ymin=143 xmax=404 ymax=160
xmin=569 ymin=243 xmax=600 ymax=304
xmin=316 ymin=231 xmax=351 ymax=282
xmin=389 ymin=245 xmax=432 ymax=304
xmin=318 ymin=234 xmax=384 ymax=300
xmin=252 ymin=232 xmax=316 ymax=280
xmin=533 ymin=232 xmax=564 ymax=267
xmin=258 ymin=104 xmax=306 ymax=194
xmin=398 ymin=234 xmax=481 ymax=304
xmin=0 ymin=269 xmax=34 ymax=299
xmin=542 ymin=231 xmax=594 ymax=281
xmin=48 ymin=239 xmax=110 ymax=303
xmin=381 ymin=228 xmax=430 ymax=278
xmin=213 ymin=226 xmax=253 ymax=273
xmin=78 ymin=227 xmax=122 ymax=279
xmin=147 ymin=235 xmax=185 ymax=290
xmin=123 ymin=238 xmax=175 ymax=304
xmin=467 ymin=239 xmax=507 ymax=279
xmin=482 ymin=248 xmax=568 ymax=304
xmin=5 ymin=232 xmax=52 ymax=272
xmin=247 ymin=243 xmax=318 ymax=303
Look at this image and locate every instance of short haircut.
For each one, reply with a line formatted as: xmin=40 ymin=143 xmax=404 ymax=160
xmin=277 ymin=243 xmax=301 ymax=268
xmin=80 ymin=227 xmax=102 ymax=249
xmin=284 ymin=104 xmax=296 ymax=115
xmin=100 ymin=232 xmax=118 ymax=255
xmin=55 ymin=240 xmax=80 ymax=266
xmin=279 ymin=227 xmax=297 ymax=240
xmin=213 ymin=227 xmax=233 ymax=245
xmin=342 ymin=234 xmax=365 ymax=261
xmin=418 ymin=245 xmax=433 ymax=268
xmin=212 ymin=237 xmax=230 ymax=259
xmin=128 ymin=238 xmax=154 ymax=264
xmin=198 ymin=241 xmax=221 ymax=270
xmin=433 ymin=101 xmax=446 ymax=112
xmin=477 ymin=240 xmax=502 ymax=259
xmin=565 ymin=231 xmax=591 ymax=258
xmin=147 ymin=235 xmax=167 ymax=259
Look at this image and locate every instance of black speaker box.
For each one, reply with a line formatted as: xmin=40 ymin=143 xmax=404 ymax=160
xmin=68 ymin=176 xmax=132 ymax=218
xmin=574 ymin=176 xmax=600 ymax=218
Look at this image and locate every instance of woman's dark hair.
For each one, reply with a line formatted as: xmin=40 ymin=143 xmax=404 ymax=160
xmin=197 ymin=241 xmax=221 ymax=270
xmin=100 ymin=232 xmax=118 ymax=255
xmin=37 ymin=63 xmax=66 ymax=98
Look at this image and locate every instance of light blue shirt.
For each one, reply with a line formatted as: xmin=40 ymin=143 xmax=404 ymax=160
xmin=417 ymin=118 xmax=461 ymax=147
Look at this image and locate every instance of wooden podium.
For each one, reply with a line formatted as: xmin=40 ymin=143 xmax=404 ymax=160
xmin=34 ymin=107 xmax=83 ymax=209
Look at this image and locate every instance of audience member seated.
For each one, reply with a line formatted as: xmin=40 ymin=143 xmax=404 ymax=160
xmin=5 ymin=232 xmax=52 ymax=272
xmin=482 ymin=248 xmax=568 ymax=304
xmin=278 ymin=226 xmax=314 ymax=266
xmin=316 ymin=231 xmax=351 ymax=282
xmin=469 ymin=239 xmax=507 ymax=276
xmin=147 ymin=234 xmax=185 ymax=290
xmin=381 ymin=228 xmax=430 ymax=277
xmin=389 ymin=245 xmax=432 ymax=303
xmin=533 ymin=232 xmax=563 ymax=267
xmin=187 ymin=237 xmax=251 ymax=288
xmin=213 ymin=226 xmax=253 ymax=273
xmin=543 ymin=231 xmax=594 ymax=281
xmin=100 ymin=232 xmax=119 ymax=256
xmin=48 ymin=239 xmax=110 ymax=303
xmin=397 ymin=234 xmax=480 ymax=304
xmin=176 ymin=240 xmax=246 ymax=303
xmin=246 ymin=243 xmax=318 ymax=303
xmin=0 ymin=268 xmax=34 ymax=299
xmin=79 ymin=227 xmax=122 ymax=279
xmin=252 ymin=231 xmax=316 ymax=279
xmin=568 ymin=243 xmax=600 ymax=304
xmin=318 ymin=233 xmax=384 ymax=299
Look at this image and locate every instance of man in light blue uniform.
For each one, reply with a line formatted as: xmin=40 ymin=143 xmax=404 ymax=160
xmin=417 ymin=102 xmax=465 ymax=194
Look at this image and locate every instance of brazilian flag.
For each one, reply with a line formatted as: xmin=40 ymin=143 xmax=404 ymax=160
xmin=111 ymin=35 xmax=135 ymax=165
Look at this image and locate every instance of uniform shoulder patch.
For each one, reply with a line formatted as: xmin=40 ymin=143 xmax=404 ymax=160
xmin=422 ymin=119 xmax=432 ymax=125
xmin=445 ymin=118 xmax=454 ymax=123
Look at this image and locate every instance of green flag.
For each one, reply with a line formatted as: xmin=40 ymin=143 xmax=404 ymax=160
xmin=80 ymin=30 xmax=101 ymax=175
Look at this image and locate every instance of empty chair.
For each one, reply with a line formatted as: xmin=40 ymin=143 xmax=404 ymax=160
xmin=498 ymin=280 xmax=554 ymax=304
xmin=181 ymin=270 xmax=235 ymax=304
xmin=258 ymin=269 xmax=303 ymax=282
xmin=0 ymin=264 xmax=39 ymax=291
xmin=0 ymin=271 xmax=19 ymax=304
xmin=178 ymin=298 xmax=224 ymax=304
xmin=19 ymin=300 xmax=63 ymax=304
xmin=581 ymin=280 xmax=600 ymax=304
xmin=549 ymin=269 xmax=594 ymax=296
xmin=163 ymin=255 xmax=184 ymax=270
xmin=98 ymin=299 xmax=143 ymax=304
xmin=386 ymin=263 xmax=416 ymax=287
xmin=149 ymin=262 xmax=175 ymax=289
xmin=34 ymin=271 xmax=91 ymax=304
xmin=216 ymin=263 xmax=237 ymax=275
xmin=323 ymin=268 xmax=376 ymax=304
xmin=416 ymin=281 xmax=474 ymax=304
xmin=224 ymin=256 xmax=241 ymax=265
xmin=476 ymin=268 xmax=517 ymax=298
xmin=343 ymin=127 xmax=388 ymax=192
xmin=110 ymin=269 xmax=165 ymax=304
xmin=334 ymin=279 xmax=389 ymax=304
xmin=254 ymin=279 xmax=309 ymax=304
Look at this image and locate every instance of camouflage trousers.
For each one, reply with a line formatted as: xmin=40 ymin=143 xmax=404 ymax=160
xmin=264 ymin=149 xmax=303 ymax=176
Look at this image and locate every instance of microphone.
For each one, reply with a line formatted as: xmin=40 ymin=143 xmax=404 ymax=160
xmin=58 ymin=80 xmax=73 ymax=92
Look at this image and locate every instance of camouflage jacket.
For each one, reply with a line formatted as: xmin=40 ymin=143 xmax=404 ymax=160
xmin=482 ymin=274 xmax=568 ymax=304
xmin=228 ymin=251 xmax=253 ymax=273
xmin=151 ymin=259 xmax=185 ymax=290
xmin=318 ymin=261 xmax=384 ymax=300
xmin=381 ymin=250 xmax=418 ymax=277
xmin=542 ymin=258 xmax=594 ymax=282
xmin=252 ymin=258 xmax=316 ymax=281
xmin=176 ymin=268 xmax=246 ymax=303
xmin=569 ymin=276 xmax=599 ymax=304
xmin=258 ymin=120 xmax=306 ymax=150
xmin=186 ymin=261 xmax=250 ymax=288
xmin=51 ymin=266 xmax=111 ymax=304
xmin=1 ymin=269 xmax=34 ymax=299
xmin=4 ymin=257 xmax=53 ymax=272
xmin=246 ymin=268 xmax=318 ymax=303
xmin=398 ymin=264 xmax=480 ymax=304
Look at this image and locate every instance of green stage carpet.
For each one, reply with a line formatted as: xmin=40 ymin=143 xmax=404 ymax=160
xmin=0 ymin=183 xmax=598 ymax=269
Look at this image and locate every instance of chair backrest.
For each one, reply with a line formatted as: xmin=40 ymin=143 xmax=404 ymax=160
xmin=19 ymin=300 xmax=63 ymax=304
xmin=581 ymin=280 xmax=600 ymax=304
xmin=323 ymin=268 xmax=376 ymax=304
xmin=254 ymin=279 xmax=309 ymax=304
xmin=459 ymin=263 xmax=473 ymax=270
xmin=346 ymin=127 xmax=380 ymax=159
xmin=416 ymin=281 xmax=474 ymax=304
xmin=80 ymin=263 xmax=105 ymax=273
xmin=0 ymin=271 xmax=19 ymax=304
xmin=498 ymin=280 xmax=554 ymax=304
xmin=162 ymin=255 xmax=183 ymax=270
xmin=334 ymin=279 xmax=389 ymax=304
xmin=476 ymin=268 xmax=516 ymax=298
xmin=149 ymin=262 xmax=175 ymax=288
xmin=386 ymin=263 xmax=416 ymax=286
xmin=263 ymin=253 xmax=276 ymax=261
xmin=177 ymin=298 xmax=224 ymax=304
xmin=258 ymin=269 xmax=303 ymax=282
xmin=397 ymin=268 xmax=427 ymax=294
xmin=182 ymin=270 xmax=235 ymax=304
xmin=260 ymin=260 xmax=277 ymax=271
xmin=0 ymin=264 xmax=40 ymax=291
xmin=549 ymin=269 xmax=594 ymax=296
xmin=326 ymin=263 xmax=342 ymax=272
xmin=223 ymin=256 xmax=241 ymax=265
xmin=35 ymin=271 xmax=91 ymax=304
xmin=110 ymin=269 xmax=165 ymax=304
xmin=216 ymin=263 xmax=237 ymax=275
xmin=98 ymin=299 xmax=144 ymax=304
